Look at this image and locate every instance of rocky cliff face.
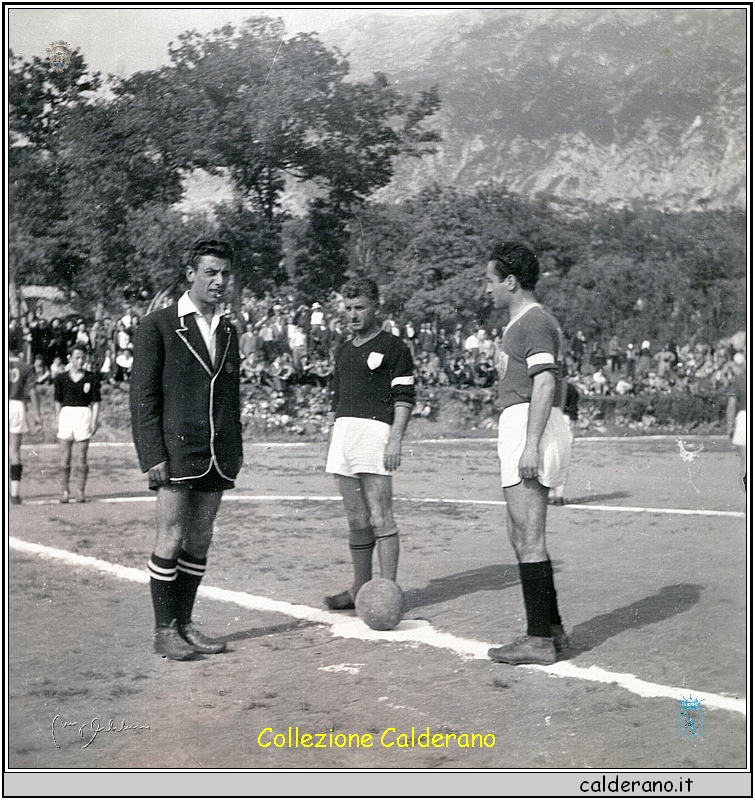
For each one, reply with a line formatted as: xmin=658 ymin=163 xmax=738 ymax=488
xmin=318 ymin=8 xmax=746 ymax=210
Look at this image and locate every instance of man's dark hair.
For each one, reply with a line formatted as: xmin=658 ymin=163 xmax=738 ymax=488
xmin=69 ymin=343 xmax=90 ymax=357
xmin=187 ymin=238 xmax=234 ymax=269
xmin=341 ymin=277 xmax=380 ymax=305
xmin=489 ymin=242 xmax=540 ymax=291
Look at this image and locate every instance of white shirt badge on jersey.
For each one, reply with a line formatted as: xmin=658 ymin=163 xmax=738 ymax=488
xmin=367 ymin=352 xmax=384 ymax=370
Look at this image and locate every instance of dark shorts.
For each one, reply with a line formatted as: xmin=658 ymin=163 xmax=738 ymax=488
xmin=149 ymin=465 xmax=235 ymax=493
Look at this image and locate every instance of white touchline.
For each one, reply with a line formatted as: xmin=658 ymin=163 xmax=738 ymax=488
xmin=80 ymin=495 xmax=745 ymax=519
xmin=9 ymin=536 xmax=745 ymax=716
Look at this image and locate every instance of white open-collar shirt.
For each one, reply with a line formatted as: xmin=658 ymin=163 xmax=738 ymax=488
xmin=177 ymin=290 xmax=223 ymax=366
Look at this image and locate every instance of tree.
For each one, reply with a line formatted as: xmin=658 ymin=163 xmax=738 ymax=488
xmin=8 ymin=48 xmax=100 ymax=288
xmin=117 ymin=16 xmax=440 ymax=294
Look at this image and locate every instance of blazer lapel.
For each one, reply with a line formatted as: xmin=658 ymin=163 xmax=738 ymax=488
xmin=175 ymin=311 xmax=213 ymax=376
xmin=213 ymin=318 xmax=232 ymax=375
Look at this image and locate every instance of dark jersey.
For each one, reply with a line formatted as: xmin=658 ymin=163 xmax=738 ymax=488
xmin=9 ymin=357 xmax=34 ymax=402
xmin=497 ymin=304 xmax=563 ymax=410
xmin=331 ymin=330 xmax=415 ymax=425
xmin=54 ymin=371 xmax=101 ymax=407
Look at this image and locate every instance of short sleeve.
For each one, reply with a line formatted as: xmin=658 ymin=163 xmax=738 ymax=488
xmin=523 ymin=312 xmax=560 ymax=378
xmin=390 ymin=340 xmax=415 ymax=407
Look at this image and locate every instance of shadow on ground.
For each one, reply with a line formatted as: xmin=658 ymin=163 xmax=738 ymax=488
xmin=221 ymin=619 xmax=317 ymax=644
xmin=404 ymin=562 xmax=526 ymax=610
xmin=563 ymin=491 xmax=631 ymax=505
xmin=568 ymin=583 xmax=703 ymax=656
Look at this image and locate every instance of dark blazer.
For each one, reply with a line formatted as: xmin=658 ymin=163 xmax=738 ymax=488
xmin=130 ymin=302 xmax=243 ymax=482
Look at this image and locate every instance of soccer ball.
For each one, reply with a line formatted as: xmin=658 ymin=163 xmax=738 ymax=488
xmin=355 ymin=578 xmax=404 ymax=631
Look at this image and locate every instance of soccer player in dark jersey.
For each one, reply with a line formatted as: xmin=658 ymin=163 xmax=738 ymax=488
xmin=324 ymin=278 xmax=415 ymax=610
xmin=9 ymin=331 xmax=42 ymax=504
xmin=485 ymin=242 xmax=572 ymax=666
xmin=54 ymin=344 xmax=101 ymax=503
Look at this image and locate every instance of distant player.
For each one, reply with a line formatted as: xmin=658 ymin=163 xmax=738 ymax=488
xmin=485 ymin=242 xmax=572 ymax=665
xmin=324 ymin=278 xmax=415 ymax=610
xmin=726 ymin=358 xmax=747 ymax=490
xmin=9 ymin=331 xmax=42 ymax=504
xmin=54 ymin=344 xmax=101 ymax=503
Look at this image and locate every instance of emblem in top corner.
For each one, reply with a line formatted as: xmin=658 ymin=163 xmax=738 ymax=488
xmin=46 ymin=41 xmax=73 ymax=73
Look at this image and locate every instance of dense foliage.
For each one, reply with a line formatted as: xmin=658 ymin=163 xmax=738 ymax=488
xmin=8 ymin=15 xmax=746 ymax=346
xmin=349 ymin=185 xmax=746 ymax=344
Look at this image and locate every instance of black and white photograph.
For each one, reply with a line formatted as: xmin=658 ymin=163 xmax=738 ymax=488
xmin=5 ymin=4 xmax=749 ymax=796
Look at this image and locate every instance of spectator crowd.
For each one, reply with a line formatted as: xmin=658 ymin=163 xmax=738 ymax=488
xmin=9 ymin=291 xmax=746 ymax=410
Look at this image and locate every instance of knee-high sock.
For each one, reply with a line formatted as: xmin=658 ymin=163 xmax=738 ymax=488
xmin=10 ymin=464 xmax=22 ymax=496
xmin=519 ymin=560 xmax=557 ymax=638
xmin=60 ymin=466 xmax=70 ymax=496
xmin=72 ymin=465 xmax=89 ymax=499
xmin=349 ymin=526 xmax=375 ymax=594
xmin=173 ymin=550 xmax=207 ymax=625
xmin=375 ymin=526 xmax=399 ymax=582
xmin=148 ymin=554 xmax=178 ymax=629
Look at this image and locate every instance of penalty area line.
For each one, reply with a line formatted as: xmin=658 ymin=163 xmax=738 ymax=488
xmin=8 ymin=536 xmax=745 ymax=716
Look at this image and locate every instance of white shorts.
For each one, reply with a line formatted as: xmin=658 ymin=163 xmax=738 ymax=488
xmin=326 ymin=417 xmax=391 ymax=477
xmin=732 ymin=409 xmax=747 ymax=447
xmin=9 ymin=399 xmax=28 ymax=435
xmin=497 ymin=403 xmax=572 ymax=488
xmin=57 ymin=406 xmax=93 ymax=442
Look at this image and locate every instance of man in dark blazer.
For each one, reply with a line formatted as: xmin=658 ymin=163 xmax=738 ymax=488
xmin=131 ymin=238 xmax=243 ymax=660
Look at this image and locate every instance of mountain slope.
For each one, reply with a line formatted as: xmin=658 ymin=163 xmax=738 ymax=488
xmin=318 ymin=8 xmax=746 ymax=210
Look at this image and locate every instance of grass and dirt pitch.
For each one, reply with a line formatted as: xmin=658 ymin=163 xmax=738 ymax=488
xmin=6 ymin=434 xmax=747 ymax=774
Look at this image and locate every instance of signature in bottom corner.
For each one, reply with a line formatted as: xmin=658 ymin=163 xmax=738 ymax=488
xmin=51 ymin=714 xmax=151 ymax=748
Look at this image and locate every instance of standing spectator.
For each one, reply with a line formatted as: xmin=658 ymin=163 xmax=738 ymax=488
xmin=62 ymin=319 xmax=77 ymax=353
xmin=9 ymin=331 xmax=42 ymax=504
xmin=75 ymin=320 xmax=92 ymax=349
xmin=309 ymin=302 xmax=327 ymax=358
xmin=33 ymin=355 xmax=51 ymax=386
xmin=653 ymin=343 xmax=676 ymax=379
xmin=484 ymin=242 xmax=571 ymax=666
xmin=478 ymin=329 xmax=495 ymax=360
xmin=288 ymin=319 xmax=308 ymax=373
xmin=30 ymin=317 xmax=51 ymax=364
xmin=419 ymin=322 xmax=437 ymax=356
xmin=571 ymin=330 xmax=586 ymax=372
xmin=451 ymin=324 xmax=465 ymax=359
xmin=324 ymin=278 xmax=415 ymax=611
xmin=404 ymin=320 xmax=416 ymax=358
xmin=239 ymin=321 xmax=259 ymax=361
xmin=328 ymin=317 xmax=345 ymax=359
xmin=464 ymin=329 xmax=481 ymax=361
xmin=90 ymin=320 xmax=111 ymax=376
xmin=258 ymin=312 xmax=277 ymax=363
xmin=636 ymin=341 xmax=652 ymax=380
xmin=130 ymin=237 xmax=243 ymax=660
xmin=46 ymin=318 xmax=68 ymax=367
xmin=607 ymin=335 xmax=622 ymax=376
xmin=54 ymin=344 xmax=101 ymax=504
